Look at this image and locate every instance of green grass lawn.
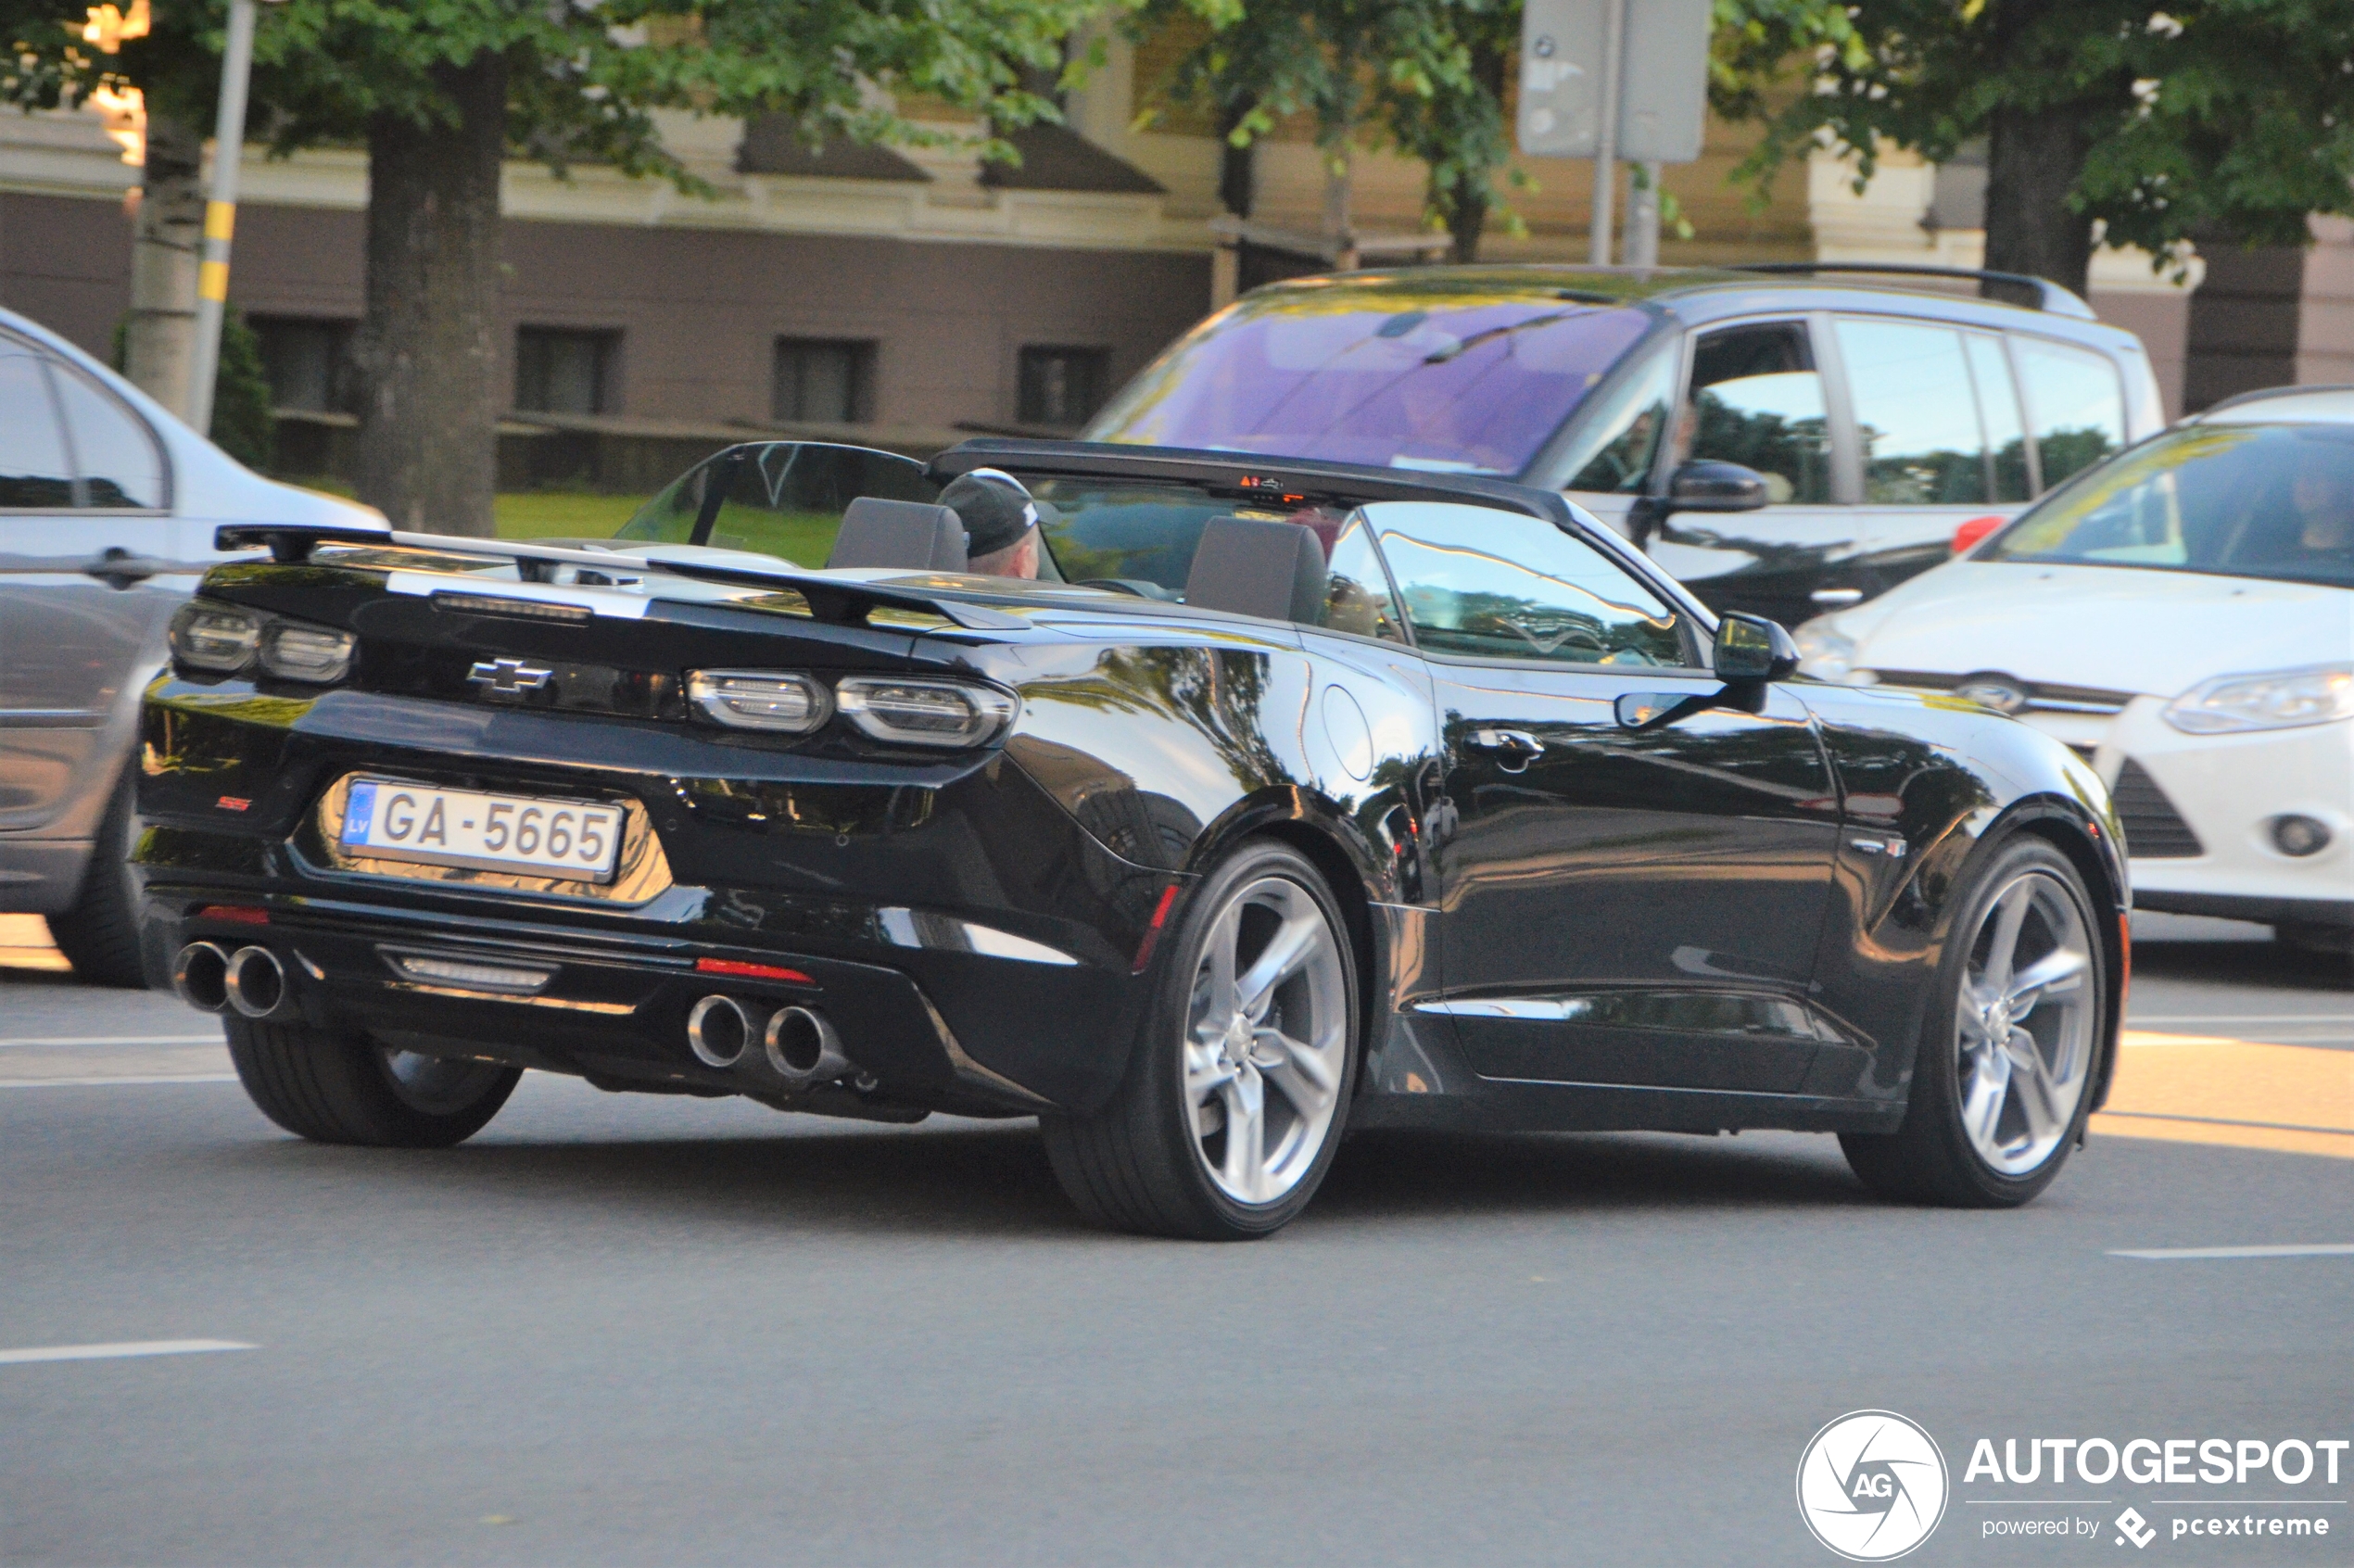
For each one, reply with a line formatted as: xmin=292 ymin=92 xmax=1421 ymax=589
xmin=494 ymin=491 xmax=654 ymax=540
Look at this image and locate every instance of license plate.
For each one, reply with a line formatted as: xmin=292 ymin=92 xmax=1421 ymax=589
xmin=339 ymin=779 xmax=622 ymax=883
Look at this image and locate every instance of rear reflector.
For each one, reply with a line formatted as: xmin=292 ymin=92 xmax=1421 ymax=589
xmin=196 ymin=904 xmax=269 ymax=926
xmin=1951 ymin=514 xmax=2006 ymax=555
xmin=695 ymin=957 xmax=814 ymax=984
xmin=1131 ymin=884 xmax=1183 ymax=974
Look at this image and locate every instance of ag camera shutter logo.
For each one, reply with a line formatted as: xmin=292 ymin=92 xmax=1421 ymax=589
xmin=1797 ymin=1410 xmax=1950 ymax=1561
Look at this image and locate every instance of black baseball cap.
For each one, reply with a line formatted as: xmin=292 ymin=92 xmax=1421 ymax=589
xmin=939 ymin=468 xmax=1044 ymax=558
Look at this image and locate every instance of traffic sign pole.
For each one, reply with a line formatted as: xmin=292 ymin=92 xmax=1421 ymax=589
xmin=185 ymin=0 xmax=260 ymax=437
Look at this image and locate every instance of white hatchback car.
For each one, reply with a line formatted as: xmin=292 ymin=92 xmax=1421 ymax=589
xmin=1794 ymin=385 xmax=2353 ymax=954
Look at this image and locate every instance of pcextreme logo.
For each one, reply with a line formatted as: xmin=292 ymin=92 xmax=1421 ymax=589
xmin=1798 ymin=1410 xmax=1952 ymax=1562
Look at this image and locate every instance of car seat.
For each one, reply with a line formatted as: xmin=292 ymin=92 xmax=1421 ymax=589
xmin=825 ymin=498 xmax=969 ymax=572
xmin=1183 ymin=516 xmax=1329 ymax=625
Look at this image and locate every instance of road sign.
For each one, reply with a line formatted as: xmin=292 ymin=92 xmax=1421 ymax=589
xmin=1517 ymin=0 xmax=1711 ymax=163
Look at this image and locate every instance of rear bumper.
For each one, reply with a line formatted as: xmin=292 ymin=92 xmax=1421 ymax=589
xmin=136 ymin=677 xmax=1181 ymax=1115
xmin=149 ymin=888 xmax=1132 ymax=1115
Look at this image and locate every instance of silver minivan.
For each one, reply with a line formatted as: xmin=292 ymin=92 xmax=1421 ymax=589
xmin=0 ymin=306 xmax=381 ymax=983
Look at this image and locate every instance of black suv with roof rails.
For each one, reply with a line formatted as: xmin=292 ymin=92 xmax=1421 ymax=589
xmin=1082 ymin=262 xmax=2167 ymax=628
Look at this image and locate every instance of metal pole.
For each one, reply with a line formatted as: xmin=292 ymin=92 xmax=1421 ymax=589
xmin=1588 ymin=0 xmax=1627 ymax=265
xmin=1627 ymin=161 xmax=1662 ymax=267
xmin=185 ymin=0 xmax=259 ymax=436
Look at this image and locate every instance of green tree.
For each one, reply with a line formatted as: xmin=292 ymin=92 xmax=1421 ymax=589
xmin=1136 ymin=0 xmax=1520 ymax=259
xmin=6 ymin=1 xmax=1096 ymax=535
xmin=1711 ymin=0 xmax=2354 ymax=297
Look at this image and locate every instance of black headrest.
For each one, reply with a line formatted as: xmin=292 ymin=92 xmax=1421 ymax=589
xmin=1183 ymin=516 xmax=1329 ymax=625
xmin=826 ymin=498 xmax=968 ymax=572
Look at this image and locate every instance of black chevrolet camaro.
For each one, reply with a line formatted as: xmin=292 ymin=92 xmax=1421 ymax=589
xmin=137 ymin=439 xmax=2129 ymax=1239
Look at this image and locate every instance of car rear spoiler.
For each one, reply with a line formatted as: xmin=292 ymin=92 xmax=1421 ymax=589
xmin=211 ymin=524 xmax=1030 ymax=631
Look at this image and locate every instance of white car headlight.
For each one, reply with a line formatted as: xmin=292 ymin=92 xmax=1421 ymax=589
xmin=1793 ymin=616 xmax=1872 ymax=683
xmin=2163 ymin=663 xmax=2354 ymax=734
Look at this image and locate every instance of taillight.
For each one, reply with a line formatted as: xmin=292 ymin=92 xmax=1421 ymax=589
xmin=1951 ymin=514 xmax=2006 ymax=555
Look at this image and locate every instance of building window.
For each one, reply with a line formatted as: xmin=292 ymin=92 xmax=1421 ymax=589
xmin=773 ymin=338 xmax=874 ymax=424
xmin=251 ymin=317 xmax=357 ymax=413
xmin=515 ymin=327 xmax=619 ymax=415
xmin=1018 ymin=346 xmax=1111 ymax=428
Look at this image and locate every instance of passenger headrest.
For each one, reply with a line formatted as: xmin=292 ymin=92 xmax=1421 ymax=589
xmin=1183 ymin=516 xmax=1329 ymax=626
xmin=826 ymin=498 xmax=968 ymax=572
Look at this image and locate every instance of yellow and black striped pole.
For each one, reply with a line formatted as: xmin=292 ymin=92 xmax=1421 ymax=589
xmin=184 ymin=0 xmax=262 ymax=437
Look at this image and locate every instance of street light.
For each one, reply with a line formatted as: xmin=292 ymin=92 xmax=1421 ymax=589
xmin=185 ymin=0 xmax=283 ymax=436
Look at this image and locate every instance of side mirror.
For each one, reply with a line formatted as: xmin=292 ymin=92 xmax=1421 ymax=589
xmin=1714 ymin=613 xmax=1800 ymax=684
xmin=1664 ymin=460 xmax=1769 ymax=513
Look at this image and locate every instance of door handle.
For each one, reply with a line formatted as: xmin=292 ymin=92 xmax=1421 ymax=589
xmin=82 ymin=547 xmax=174 ymax=589
xmin=1467 ymin=728 xmax=1545 ymax=772
xmin=1809 ymin=587 xmax=1864 ymax=609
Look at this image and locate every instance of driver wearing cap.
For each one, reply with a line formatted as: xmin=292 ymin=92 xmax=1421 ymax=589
xmin=938 ymin=468 xmax=1046 ymax=579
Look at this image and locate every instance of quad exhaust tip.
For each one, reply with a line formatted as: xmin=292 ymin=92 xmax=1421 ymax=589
xmin=172 ymin=942 xmax=231 ymax=1013
xmin=765 ymin=1005 xmax=850 ymax=1087
xmin=686 ymin=994 xmax=756 ymax=1069
xmin=222 ymin=945 xmax=289 ymax=1019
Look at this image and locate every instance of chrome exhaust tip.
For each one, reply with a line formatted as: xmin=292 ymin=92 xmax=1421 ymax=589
xmin=686 ymin=994 xmax=757 ymax=1069
xmin=222 ymin=945 xmax=289 ymax=1019
xmin=764 ymin=1005 xmax=851 ymax=1087
xmin=171 ymin=942 xmax=231 ymax=1013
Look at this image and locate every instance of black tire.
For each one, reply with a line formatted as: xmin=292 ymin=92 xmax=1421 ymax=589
xmin=47 ymin=765 xmax=146 ymax=989
xmin=1042 ymin=840 xmax=1360 ymax=1240
xmin=226 ymin=1016 xmax=521 ymax=1148
xmin=1841 ymin=837 xmax=2107 ymax=1208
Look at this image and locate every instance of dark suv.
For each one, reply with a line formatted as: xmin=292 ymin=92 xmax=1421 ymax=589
xmin=1082 ymin=264 xmax=2165 ymax=626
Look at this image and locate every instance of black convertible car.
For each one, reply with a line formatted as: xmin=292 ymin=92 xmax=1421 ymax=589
xmin=137 ymin=440 xmax=2128 ymax=1239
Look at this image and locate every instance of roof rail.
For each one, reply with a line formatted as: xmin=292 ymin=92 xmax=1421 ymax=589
xmin=1727 ymin=262 xmax=2097 ymax=321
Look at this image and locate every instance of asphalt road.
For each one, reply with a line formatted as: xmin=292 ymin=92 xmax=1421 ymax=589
xmin=2 ymin=914 xmax=2347 ymax=1567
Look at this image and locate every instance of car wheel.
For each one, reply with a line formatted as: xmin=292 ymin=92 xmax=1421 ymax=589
xmin=226 ymin=1017 xmax=522 ymax=1148
xmin=46 ymin=766 xmax=147 ymax=989
xmin=1841 ymin=838 xmax=2106 ymax=1207
xmin=1042 ymin=841 xmax=1359 ymax=1239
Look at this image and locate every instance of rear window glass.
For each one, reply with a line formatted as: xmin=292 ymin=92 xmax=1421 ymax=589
xmin=1083 ymin=287 xmax=1654 ymax=476
xmin=1984 ymin=423 xmax=2354 ymax=588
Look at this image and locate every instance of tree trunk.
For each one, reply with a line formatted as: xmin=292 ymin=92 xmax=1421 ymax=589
xmin=1447 ymin=37 xmax=1510 ymax=264
xmin=1216 ymin=98 xmax=1255 ymax=218
xmin=355 ymin=53 xmax=507 ymax=537
xmin=1981 ymin=99 xmax=2096 ymax=300
xmin=122 ymin=111 xmax=203 ymax=418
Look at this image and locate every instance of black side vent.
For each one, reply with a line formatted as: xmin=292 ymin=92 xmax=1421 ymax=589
xmin=2113 ymin=759 xmax=2204 ymax=859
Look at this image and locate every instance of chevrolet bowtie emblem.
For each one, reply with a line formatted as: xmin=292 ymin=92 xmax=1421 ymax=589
xmin=467 ymin=658 xmax=553 ymax=698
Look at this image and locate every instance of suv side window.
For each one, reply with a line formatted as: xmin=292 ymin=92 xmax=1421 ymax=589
xmin=1834 ymin=318 xmax=1989 ymax=504
xmin=0 ymin=351 xmax=75 ymax=510
xmin=1964 ymin=334 xmax=2033 ymax=501
xmin=1363 ymin=500 xmax=1695 ymax=668
xmin=2014 ymin=337 xmax=2126 ymax=489
xmin=51 ymin=363 xmax=166 ymax=510
xmin=1557 ymin=340 xmax=1675 ymax=493
xmin=1679 ymin=322 xmax=1832 ymax=504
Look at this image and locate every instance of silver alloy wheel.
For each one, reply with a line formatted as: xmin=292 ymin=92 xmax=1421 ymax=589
xmin=1183 ymin=875 xmax=1349 ymax=1205
xmin=1955 ymin=869 xmax=2095 ymax=1175
xmin=378 ymin=1045 xmax=509 ymax=1117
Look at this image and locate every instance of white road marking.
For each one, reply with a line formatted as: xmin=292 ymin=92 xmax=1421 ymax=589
xmin=2108 ymin=1244 xmax=2354 ymax=1260
xmin=0 ymin=1339 xmax=255 ymax=1366
xmin=0 ymin=1035 xmax=224 ymax=1048
xmin=0 ymin=1074 xmax=238 ymax=1089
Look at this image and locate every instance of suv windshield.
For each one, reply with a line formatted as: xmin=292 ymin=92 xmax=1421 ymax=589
xmin=1983 ymin=422 xmax=2354 ymax=588
xmin=1083 ymin=285 xmax=1653 ymax=475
